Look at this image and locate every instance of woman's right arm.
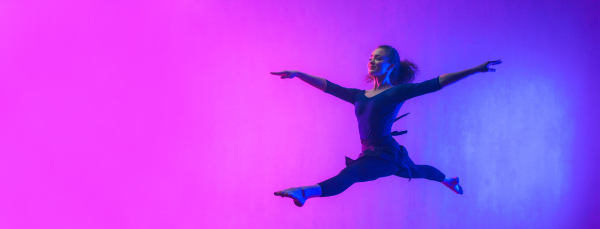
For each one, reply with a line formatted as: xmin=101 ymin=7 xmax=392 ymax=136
xmin=270 ymin=71 xmax=327 ymax=91
xmin=270 ymin=70 xmax=360 ymax=104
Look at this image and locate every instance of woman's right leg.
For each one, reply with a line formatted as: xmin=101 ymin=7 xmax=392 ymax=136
xmin=317 ymin=156 xmax=399 ymax=197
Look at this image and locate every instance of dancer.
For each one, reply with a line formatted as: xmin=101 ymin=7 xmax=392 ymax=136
xmin=272 ymin=45 xmax=501 ymax=207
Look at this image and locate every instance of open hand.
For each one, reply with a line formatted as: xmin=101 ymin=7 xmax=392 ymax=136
xmin=270 ymin=71 xmax=304 ymax=79
xmin=476 ymin=60 xmax=502 ymax=72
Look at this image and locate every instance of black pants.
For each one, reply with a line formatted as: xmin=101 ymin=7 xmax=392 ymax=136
xmin=317 ymin=156 xmax=445 ymax=197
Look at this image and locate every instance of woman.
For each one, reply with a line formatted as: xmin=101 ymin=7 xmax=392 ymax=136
xmin=271 ymin=45 xmax=502 ymax=207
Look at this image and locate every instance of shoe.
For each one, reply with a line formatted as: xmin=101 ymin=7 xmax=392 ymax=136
xmin=444 ymin=177 xmax=463 ymax=195
xmin=274 ymin=188 xmax=306 ymax=207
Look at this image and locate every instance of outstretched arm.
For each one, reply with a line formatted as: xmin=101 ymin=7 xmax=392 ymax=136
xmin=439 ymin=60 xmax=502 ymax=88
xmin=270 ymin=70 xmax=360 ymax=104
xmin=270 ymin=71 xmax=327 ymax=91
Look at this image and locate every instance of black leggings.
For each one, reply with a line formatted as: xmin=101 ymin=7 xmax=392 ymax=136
xmin=317 ymin=156 xmax=445 ymax=197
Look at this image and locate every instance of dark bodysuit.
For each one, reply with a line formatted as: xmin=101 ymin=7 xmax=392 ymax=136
xmin=317 ymin=76 xmax=446 ymax=197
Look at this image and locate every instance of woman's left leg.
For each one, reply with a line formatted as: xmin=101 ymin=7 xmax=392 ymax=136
xmin=394 ymin=156 xmax=445 ymax=182
xmin=393 ymin=156 xmax=463 ymax=194
xmin=395 ymin=164 xmax=446 ymax=181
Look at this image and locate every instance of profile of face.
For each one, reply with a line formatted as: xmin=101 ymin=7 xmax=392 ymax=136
xmin=368 ymin=48 xmax=394 ymax=77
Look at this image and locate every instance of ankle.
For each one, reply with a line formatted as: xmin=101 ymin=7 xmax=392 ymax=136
xmin=303 ymin=185 xmax=322 ymax=198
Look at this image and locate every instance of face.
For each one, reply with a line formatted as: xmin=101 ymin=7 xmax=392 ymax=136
xmin=368 ymin=48 xmax=394 ymax=77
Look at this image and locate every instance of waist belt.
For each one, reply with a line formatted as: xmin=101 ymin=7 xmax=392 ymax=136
xmin=391 ymin=112 xmax=409 ymax=136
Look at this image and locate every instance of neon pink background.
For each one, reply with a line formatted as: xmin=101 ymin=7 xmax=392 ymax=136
xmin=1 ymin=0 xmax=599 ymax=228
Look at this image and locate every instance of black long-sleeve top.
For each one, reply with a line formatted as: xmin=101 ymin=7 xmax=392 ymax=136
xmin=323 ymin=76 xmax=442 ymax=175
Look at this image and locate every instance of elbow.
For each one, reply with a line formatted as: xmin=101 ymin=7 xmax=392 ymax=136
xmin=438 ymin=75 xmax=446 ymax=89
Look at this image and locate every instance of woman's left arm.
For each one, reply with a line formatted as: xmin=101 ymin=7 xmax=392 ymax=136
xmin=439 ymin=60 xmax=502 ymax=88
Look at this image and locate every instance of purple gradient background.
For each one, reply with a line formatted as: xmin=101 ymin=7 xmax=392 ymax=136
xmin=1 ymin=0 xmax=599 ymax=228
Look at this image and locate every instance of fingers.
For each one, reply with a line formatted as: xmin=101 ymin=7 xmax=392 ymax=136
xmin=271 ymin=71 xmax=294 ymax=79
xmin=483 ymin=59 xmax=501 ymax=73
xmin=490 ymin=59 xmax=502 ymax=65
xmin=270 ymin=71 xmax=289 ymax=75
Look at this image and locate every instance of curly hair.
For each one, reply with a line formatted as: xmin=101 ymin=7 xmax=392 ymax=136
xmin=365 ymin=45 xmax=419 ymax=85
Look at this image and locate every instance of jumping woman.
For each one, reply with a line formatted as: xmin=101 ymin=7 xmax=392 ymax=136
xmin=271 ymin=45 xmax=502 ymax=207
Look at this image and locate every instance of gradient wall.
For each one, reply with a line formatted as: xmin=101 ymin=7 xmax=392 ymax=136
xmin=1 ymin=0 xmax=599 ymax=228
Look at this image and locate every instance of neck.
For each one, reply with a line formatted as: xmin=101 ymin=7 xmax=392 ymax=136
xmin=372 ymin=75 xmax=392 ymax=91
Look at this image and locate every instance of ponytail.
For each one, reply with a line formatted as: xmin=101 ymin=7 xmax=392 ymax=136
xmin=391 ymin=59 xmax=419 ymax=85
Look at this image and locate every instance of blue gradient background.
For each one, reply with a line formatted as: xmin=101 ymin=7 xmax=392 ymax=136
xmin=0 ymin=0 xmax=598 ymax=228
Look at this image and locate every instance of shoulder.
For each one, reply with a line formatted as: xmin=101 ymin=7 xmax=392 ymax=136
xmin=387 ymin=83 xmax=410 ymax=93
xmin=393 ymin=77 xmax=441 ymax=90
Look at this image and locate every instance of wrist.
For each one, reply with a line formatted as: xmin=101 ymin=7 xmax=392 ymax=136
xmin=471 ymin=66 xmax=484 ymax=73
xmin=296 ymin=72 xmax=310 ymax=79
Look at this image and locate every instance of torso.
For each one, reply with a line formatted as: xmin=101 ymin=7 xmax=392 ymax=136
xmin=355 ymin=86 xmax=403 ymax=143
xmin=364 ymin=87 xmax=393 ymax=98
